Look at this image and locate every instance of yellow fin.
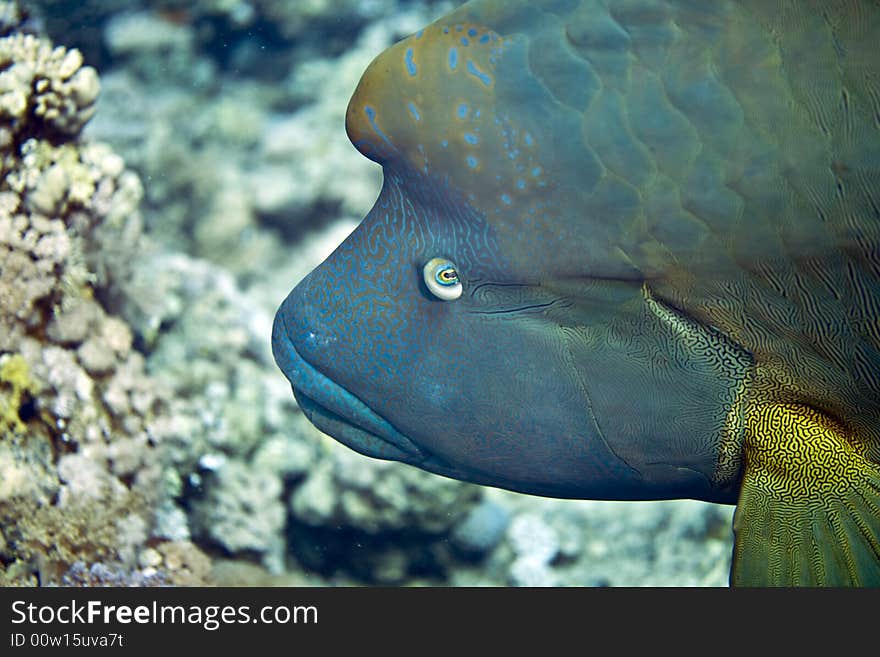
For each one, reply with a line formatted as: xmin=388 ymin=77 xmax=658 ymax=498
xmin=731 ymin=404 xmax=880 ymax=586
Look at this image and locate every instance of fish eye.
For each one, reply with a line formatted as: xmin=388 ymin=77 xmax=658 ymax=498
xmin=423 ymin=257 xmax=463 ymax=301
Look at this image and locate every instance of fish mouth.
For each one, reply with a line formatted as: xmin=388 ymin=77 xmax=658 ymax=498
xmin=272 ymin=307 xmax=429 ymax=465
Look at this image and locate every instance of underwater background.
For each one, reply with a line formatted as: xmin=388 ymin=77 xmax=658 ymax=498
xmin=0 ymin=0 xmax=734 ymax=586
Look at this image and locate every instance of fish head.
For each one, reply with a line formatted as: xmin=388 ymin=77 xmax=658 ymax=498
xmin=273 ymin=11 xmax=749 ymax=503
xmin=272 ymin=175 xmax=653 ymax=500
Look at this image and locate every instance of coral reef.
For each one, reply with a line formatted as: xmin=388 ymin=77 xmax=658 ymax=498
xmin=450 ymin=499 xmax=511 ymax=559
xmin=290 ymin=444 xmax=481 ymax=535
xmin=0 ymin=16 xmax=211 ymax=586
xmin=0 ymin=32 xmax=100 ymax=143
xmin=190 ymin=459 xmax=287 ymax=572
xmin=60 ymin=541 xmax=212 ymax=586
xmin=466 ymin=494 xmax=735 ymax=587
xmin=507 ymin=513 xmax=564 ymax=587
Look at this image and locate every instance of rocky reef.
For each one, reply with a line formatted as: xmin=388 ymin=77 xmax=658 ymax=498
xmin=1 ymin=0 xmax=735 ymax=587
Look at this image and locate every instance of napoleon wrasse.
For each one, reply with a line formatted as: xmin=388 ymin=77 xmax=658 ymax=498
xmin=273 ymin=0 xmax=880 ymax=586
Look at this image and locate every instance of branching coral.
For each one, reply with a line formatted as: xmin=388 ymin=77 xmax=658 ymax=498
xmin=0 ymin=32 xmax=100 ymax=144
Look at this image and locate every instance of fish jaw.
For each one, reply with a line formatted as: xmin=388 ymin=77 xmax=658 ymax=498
xmin=272 ymin=288 xmax=512 ymax=487
xmin=271 ymin=294 xmax=427 ymax=464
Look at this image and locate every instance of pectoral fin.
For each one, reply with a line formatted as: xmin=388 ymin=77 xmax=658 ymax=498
xmin=731 ymin=404 xmax=880 ymax=586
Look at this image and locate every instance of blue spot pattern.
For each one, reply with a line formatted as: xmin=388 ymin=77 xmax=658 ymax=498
xmin=364 ymin=105 xmax=395 ymax=150
xmin=405 ymin=47 xmax=417 ymax=76
xmin=449 ymin=47 xmax=458 ymax=70
xmin=467 ymin=60 xmax=492 ymax=86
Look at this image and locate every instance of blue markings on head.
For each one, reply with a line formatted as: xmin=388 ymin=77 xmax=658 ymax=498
xmin=408 ymin=102 xmax=421 ymax=122
xmin=468 ymin=28 xmax=478 ymax=37
xmin=524 ymin=132 xmax=534 ymax=146
xmin=467 ymin=60 xmax=492 ymax=86
xmin=480 ymin=34 xmax=490 ymax=44
xmin=516 ymin=179 xmax=526 ymax=189
xmin=448 ymin=47 xmax=458 ymax=70
xmin=364 ymin=105 xmax=394 ymax=148
xmin=500 ymin=193 xmax=512 ymax=205
xmin=466 ymin=155 xmax=479 ymax=169
xmin=441 ymin=139 xmax=449 ymax=148
xmin=461 ymin=36 xmax=470 ymax=46
xmin=457 ymin=103 xmax=469 ymax=119
xmin=464 ymin=132 xmax=479 ymax=145
xmin=417 ymin=143 xmax=428 ymax=173
xmin=532 ymin=166 xmax=542 ymax=177
xmin=405 ymin=48 xmax=417 ymax=77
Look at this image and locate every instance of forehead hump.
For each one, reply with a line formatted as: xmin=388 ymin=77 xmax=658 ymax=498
xmin=344 ymin=17 xmax=551 ymax=218
xmin=343 ymin=3 xmax=649 ymax=280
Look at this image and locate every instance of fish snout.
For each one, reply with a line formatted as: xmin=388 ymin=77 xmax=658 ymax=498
xmin=272 ymin=267 xmax=430 ymax=465
xmin=278 ymin=269 xmax=342 ymax=372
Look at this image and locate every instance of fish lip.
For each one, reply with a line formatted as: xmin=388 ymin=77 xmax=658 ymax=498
xmin=272 ymin=306 xmax=427 ymax=463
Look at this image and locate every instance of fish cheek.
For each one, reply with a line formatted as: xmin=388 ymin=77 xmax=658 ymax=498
xmin=389 ymin=309 xmax=607 ymax=492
